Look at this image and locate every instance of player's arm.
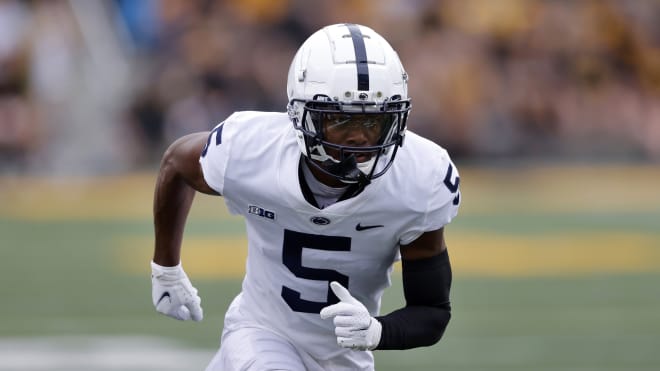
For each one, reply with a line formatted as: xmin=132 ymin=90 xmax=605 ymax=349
xmin=321 ymin=155 xmax=458 ymax=350
xmin=153 ymin=132 xmax=218 ymax=266
xmin=374 ymin=227 xmax=452 ymax=349
xmin=150 ymin=132 xmax=218 ymax=322
xmin=320 ymin=228 xmax=452 ymax=351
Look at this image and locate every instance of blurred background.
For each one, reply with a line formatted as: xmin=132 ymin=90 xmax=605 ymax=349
xmin=1 ymin=0 xmax=659 ymax=370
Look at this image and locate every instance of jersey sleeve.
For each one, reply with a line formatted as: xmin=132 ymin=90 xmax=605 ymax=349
xmin=198 ymin=116 xmax=236 ymax=195
xmin=399 ymin=152 xmax=461 ymax=245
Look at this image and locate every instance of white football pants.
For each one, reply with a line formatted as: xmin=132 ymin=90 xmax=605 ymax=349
xmin=205 ymin=325 xmax=375 ymax=371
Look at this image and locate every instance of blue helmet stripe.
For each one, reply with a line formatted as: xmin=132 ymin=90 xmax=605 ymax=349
xmin=346 ymin=24 xmax=369 ymax=91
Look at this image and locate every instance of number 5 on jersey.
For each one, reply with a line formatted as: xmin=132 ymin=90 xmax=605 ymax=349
xmin=281 ymin=230 xmax=350 ymax=313
xmin=443 ymin=163 xmax=460 ymax=205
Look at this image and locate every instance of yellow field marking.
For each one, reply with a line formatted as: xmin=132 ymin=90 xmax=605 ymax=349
xmin=118 ymin=237 xmax=248 ymax=278
xmin=2 ymin=165 xmax=659 ymax=220
xmin=449 ymin=232 xmax=660 ymax=276
xmin=0 ymin=173 xmax=154 ymax=220
xmin=458 ymin=165 xmax=660 ymax=214
xmin=0 ymin=173 xmax=230 ymax=220
xmin=118 ymin=231 xmax=660 ymax=278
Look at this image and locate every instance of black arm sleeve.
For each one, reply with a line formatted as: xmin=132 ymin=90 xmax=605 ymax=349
xmin=374 ymin=249 xmax=452 ymax=350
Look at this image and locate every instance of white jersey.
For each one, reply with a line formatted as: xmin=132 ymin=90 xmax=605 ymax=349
xmin=199 ymin=111 xmax=460 ymax=361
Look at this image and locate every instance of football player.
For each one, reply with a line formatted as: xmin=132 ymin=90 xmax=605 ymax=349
xmin=151 ymin=23 xmax=461 ymax=371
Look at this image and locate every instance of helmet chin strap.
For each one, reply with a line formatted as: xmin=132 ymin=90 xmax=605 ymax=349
xmin=308 ymin=142 xmax=373 ymax=187
xmin=321 ymin=154 xmax=371 ymax=188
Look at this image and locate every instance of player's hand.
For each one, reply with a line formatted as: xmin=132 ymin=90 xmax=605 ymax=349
xmin=150 ymin=261 xmax=203 ymax=321
xmin=320 ymin=281 xmax=382 ymax=351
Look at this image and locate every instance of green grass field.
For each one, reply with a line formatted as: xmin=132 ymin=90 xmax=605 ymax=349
xmin=1 ymin=164 xmax=659 ymax=370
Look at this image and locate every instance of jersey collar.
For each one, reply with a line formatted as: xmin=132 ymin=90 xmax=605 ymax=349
xmin=298 ymin=156 xmax=367 ymax=209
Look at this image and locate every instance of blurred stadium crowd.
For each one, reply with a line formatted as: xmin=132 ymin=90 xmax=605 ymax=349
xmin=1 ymin=0 xmax=659 ymax=174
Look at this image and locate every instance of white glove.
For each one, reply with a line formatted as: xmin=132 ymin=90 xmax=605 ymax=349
xmin=151 ymin=261 xmax=203 ymax=321
xmin=320 ymin=281 xmax=382 ymax=351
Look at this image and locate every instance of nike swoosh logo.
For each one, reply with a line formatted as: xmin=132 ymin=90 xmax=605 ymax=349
xmin=157 ymin=291 xmax=171 ymax=305
xmin=355 ymin=223 xmax=384 ymax=231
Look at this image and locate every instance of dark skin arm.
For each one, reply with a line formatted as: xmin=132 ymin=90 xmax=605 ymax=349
xmin=373 ymin=227 xmax=451 ymax=349
xmin=399 ymin=228 xmax=447 ymax=260
xmin=153 ymin=132 xmax=218 ymax=267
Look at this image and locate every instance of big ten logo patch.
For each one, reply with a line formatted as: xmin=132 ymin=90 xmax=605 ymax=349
xmin=248 ymin=205 xmax=276 ymax=220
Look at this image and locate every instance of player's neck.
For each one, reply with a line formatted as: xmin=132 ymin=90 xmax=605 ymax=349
xmin=305 ymin=158 xmax=346 ymax=188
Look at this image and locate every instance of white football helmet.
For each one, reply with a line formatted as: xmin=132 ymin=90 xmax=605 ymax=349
xmin=287 ymin=23 xmax=411 ymax=185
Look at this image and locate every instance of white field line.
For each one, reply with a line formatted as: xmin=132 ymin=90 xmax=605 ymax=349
xmin=0 ymin=336 xmax=215 ymax=371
